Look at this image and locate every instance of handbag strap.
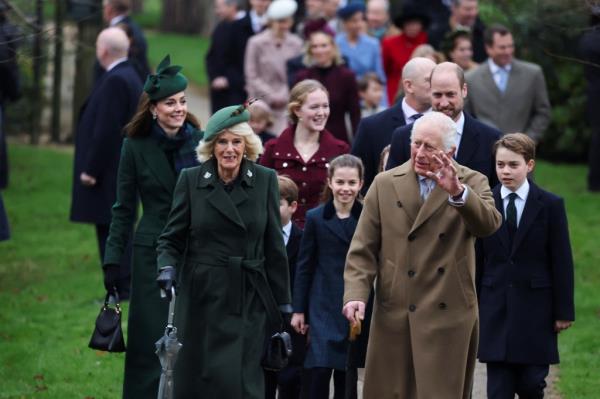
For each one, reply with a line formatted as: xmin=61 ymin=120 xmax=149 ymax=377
xmin=104 ymin=292 xmax=122 ymax=314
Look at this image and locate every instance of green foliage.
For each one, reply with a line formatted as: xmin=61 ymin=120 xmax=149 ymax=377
xmin=132 ymin=0 xmax=162 ymax=30
xmin=146 ymin=32 xmax=210 ymax=87
xmin=1 ymin=144 xmax=599 ymax=397
xmin=479 ymin=0 xmax=591 ymax=162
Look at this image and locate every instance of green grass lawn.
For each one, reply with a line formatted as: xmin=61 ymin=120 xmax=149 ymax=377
xmin=0 ymin=144 xmax=599 ymax=398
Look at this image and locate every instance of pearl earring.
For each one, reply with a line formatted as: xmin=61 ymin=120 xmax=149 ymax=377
xmin=152 ymin=112 xmax=157 ymax=120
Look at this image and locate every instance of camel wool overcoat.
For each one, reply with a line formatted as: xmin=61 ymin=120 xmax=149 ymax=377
xmin=344 ymin=161 xmax=502 ymax=399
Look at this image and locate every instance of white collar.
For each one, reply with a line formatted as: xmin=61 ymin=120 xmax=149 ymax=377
xmin=455 ymin=112 xmax=465 ymax=135
xmin=402 ymin=98 xmax=430 ymax=121
xmin=235 ymin=10 xmax=246 ymax=20
xmin=282 ymin=220 xmax=292 ymax=236
xmin=106 ymin=57 xmax=128 ymax=72
xmin=250 ymin=10 xmax=267 ymax=33
xmin=488 ymin=58 xmax=512 ymax=74
xmin=501 ymin=179 xmax=530 ymax=201
xmin=110 ymin=14 xmax=126 ymax=26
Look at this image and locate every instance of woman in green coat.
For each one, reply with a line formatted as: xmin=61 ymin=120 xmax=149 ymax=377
xmin=103 ymin=55 xmax=203 ymax=399
xmin=156 ymin=104 xmax=291 ymax=399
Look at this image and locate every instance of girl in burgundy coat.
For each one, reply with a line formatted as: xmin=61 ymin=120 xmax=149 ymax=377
xmin=260 ymin=79 xmax=349 ymax=227
xmin=294 ymin=31 xmax=361 ymax=143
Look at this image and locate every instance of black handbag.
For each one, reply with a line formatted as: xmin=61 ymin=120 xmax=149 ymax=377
xmin=261 ymin=331 xmax=293 ymax=371
xmin=88 ymin=293 xmax=126 ymax=352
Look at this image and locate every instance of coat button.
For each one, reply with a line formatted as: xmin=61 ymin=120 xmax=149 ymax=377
xmin=408 ymin=270 xmax=415 ymax=277
xmin=275 ymin=152 xmax=279 ymax=156
xmin=302 ymin=166 xmax=307 ymax=172
xmin=396 ymin=201 xmax=402 ymax=208
xmin=302 ymin=182 xmax=307 ymax=187
xmin=301 ymin=198 xmax=306 ymax=204
xmin=438 ymin=302 xmax=447 ymax=310
xmin=282 ymin=162 xmax=288 ymax=168
xmin=408 ymin=233 xmax=416 ymax=241
xmin=409 ymin=304 xmax=416 ymax=312
xmin=437 ymin=267 xmax=445 ymax=275
xmin=439 ymin=233 xmax=445 ymax=240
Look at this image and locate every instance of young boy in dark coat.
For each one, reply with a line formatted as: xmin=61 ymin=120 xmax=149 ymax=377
xmin=265 ymin=175 xmax=306 ymax=399
xmin=477 ymin=133 xmax=575 ymax=399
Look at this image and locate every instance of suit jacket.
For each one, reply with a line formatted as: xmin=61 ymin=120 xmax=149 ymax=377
xmin=294 ymin=200 xmax=362 ymax=369
xmin=386 ymin=112 xmax=501 ymax=187
xmin=156 ymin=158 xmax=290 ymax=398
xmin=344 ymin=161 xmax=501 ymax=398
xmin=465 ymin=59 xmax=552 ymax=141
xmin=351 ymin=100 xmax=406 ymax=194
xmin=70 ymin=61 xmax=143 ymax=225
xmin=284 ymin=223 xmax=306 ymax=366
xmin=477 ymin=182 xmax=575 ymax=365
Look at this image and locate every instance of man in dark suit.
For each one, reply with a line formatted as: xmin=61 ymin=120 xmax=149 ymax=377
xmin=352 ymin=57 xmax=436 ymax=193
xmin=478 ymin=133 xmax=574 ymax=398
xmin=100 ymin=0 xmax=150 ymax=82
xmin=223 ymin=0 xmax=271 ymax=105
xmin=387 ymin=62 xmax=500 ymax=188
xmin=206 ymin=0 xmax=244 ymax=113
xmin=70 ymin=27 xmax=143 ymax=298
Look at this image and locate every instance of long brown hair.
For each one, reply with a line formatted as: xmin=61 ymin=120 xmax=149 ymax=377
xmin=320 ymin=154 xmax=364 ymax=203
xmin=124 ymin=92 xmax=201 ymax=137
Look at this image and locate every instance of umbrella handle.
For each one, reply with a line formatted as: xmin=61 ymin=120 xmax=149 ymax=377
xmin=167 ymin=287 xmax=176 ymax=328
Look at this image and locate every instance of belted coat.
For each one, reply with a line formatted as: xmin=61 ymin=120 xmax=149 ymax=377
xmin=156 ymin=158 xmax=291 ymax=399
xmin=344 ymin=161 xmax=502 ymax=399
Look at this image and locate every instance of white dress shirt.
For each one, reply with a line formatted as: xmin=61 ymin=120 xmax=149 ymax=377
xmin=109 ymin=14 xmax=126 ymax=26
xmin=402 ymin=98 xmax=431 ymax=123
xmin=106 ymin=57 xmax=128 ymax=72
xmin=282 ymin=221 xmax=292 ymax=246
xmin=454 ymin=112 xmax=465 ymax=156
xmin=500 ymin=179 xmax=530 ymax=227
xmin=488 ymin=59 xmax=513 ymax=89
xmin=249 ymin=10 xmax=268 ymax=33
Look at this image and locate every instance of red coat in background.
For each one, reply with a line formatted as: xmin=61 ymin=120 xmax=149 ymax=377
xmin=382 ymin=31 xmax=428 ymax=104
xmin=259 ymin=126 xmax=350 ymax=227
xmin=294 ymin=65 xmax=361 ymax=143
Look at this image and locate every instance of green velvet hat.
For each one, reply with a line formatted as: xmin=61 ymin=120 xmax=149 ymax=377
xmin=143 ymin=55 xmax=188 ymax=101
xmin=203 ymin=103 xmax=251 ymax=142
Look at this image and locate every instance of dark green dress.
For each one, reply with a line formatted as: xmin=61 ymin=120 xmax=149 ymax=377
xmin=104 ymin=125 xmax=202 ymax=399
xmin=157 ymin=158 xmax=291 ymax=399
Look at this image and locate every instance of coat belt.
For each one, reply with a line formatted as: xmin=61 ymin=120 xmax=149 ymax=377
xmin=187 ymin=254 xmax=283 ymax=330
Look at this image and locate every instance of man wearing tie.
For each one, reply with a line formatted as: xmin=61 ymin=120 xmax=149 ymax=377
xmin=387 ymin=62 xmax=500 ymax=188
xmin=465 ymin=24 xmax=552 ymax=142
xmin=343 ymin=112 xmax=502 ymax=398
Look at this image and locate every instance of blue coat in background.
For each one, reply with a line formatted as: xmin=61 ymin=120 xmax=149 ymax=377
xmin=293 ymin=200 xmax=362 ymax=370
xmin=477 ymin=182 xmax=575 ymax=365
xmin=70 ymin=61 xmax=143 ymax=225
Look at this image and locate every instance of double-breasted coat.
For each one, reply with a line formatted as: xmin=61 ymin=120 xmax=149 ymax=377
xmin=344 ymin=161 xmax=502 ymax=399
xmin=156 ymin=158 xmax=291 ymax=399
xmin=244 ymin=29 xmax=303 ymax=134
xmin=477 ymin=182 xmax=575 ymax=365
xmin=293 ymin=200 xmax=362 ymax=370
xmin=259 ymin=126 xmax=350 ymax=227
xmin=103 ymin=127 xmax=202 ymax=398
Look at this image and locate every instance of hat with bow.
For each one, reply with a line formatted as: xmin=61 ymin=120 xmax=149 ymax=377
xmin=143 ymin=55 xmax=188 ymax=101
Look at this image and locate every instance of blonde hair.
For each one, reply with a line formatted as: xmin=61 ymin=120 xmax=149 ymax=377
xmin=287 ymin=79 xmax=329 ymax=124
xmin=196 ymin=122 xmax=264 ymax=162
xmin=302 ymin=31 xmax=344 ymax=67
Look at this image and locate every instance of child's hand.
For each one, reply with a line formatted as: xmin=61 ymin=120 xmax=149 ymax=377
xmin=554 ymin=320 xmax=573 ymax=333
xmin=291 ymin=313 xmax=308 ymax=335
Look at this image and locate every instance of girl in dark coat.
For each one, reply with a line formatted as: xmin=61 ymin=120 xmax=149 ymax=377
xmin=103 ymin=56 xmax=202 ymax=399
xmin=294 ymin=31 xmax=361 ymax=143
xmin=291 ymin=154 xmax=364 ymax=399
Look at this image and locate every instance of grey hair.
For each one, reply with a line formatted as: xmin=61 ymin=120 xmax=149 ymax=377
xmin=411 ymin=112 xmax=457 ymax=151
xmin=196 ymin=122 xmax=264 ymax=162
xmin=367 ymin=0 xmax=390 ymax=12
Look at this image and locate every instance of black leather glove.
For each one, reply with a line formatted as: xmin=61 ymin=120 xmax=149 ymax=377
xmin=156 ymin=266 xmax=176 ymax=300
xmin=103 ymin=264 xmax=120 ymax=294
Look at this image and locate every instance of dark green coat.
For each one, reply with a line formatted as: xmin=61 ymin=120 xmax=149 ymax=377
xmin=157 ymin=158 xmax=291 ymax=399
xmin=104 ymin=129 xmax=202 ymax=399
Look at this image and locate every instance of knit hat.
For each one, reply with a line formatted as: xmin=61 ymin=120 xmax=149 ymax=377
xmin=143 ymin=55 xmax=188 ymax=101
xmin=203 ymin=103 xmax=251 ymax=142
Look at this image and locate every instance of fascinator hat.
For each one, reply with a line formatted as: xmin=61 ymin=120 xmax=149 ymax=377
xmin=143 ymin=55 xmax=188 ymax=101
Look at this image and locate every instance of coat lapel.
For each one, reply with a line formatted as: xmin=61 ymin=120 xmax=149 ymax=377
xmin=392 ymin=164 xmax=420 ymax=225
xmin=481 ymin=63 xmax=503 ymax=98
xmin=511 ymin=181 xmax=543 ymax=254
xmin=138 ymin=137 xmax=177 ymax=193
xmin=456 ymin=115 xmax=479 ymax=165
xmin=493 ymin=186 xmax=510 ymax=251
xmin=410 ymin=181 xmax=448 ymax=235
xmin=322 ymin=201 xmax=351 ymax=244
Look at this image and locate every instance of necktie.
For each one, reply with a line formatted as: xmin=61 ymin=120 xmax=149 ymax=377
xmin=420 ymin=178 xmax=434 ymax=201
xmin=496 ymin=67 xmax=508 ymax=93
xmin=506 ymin=193 xmax=518 ymax=243
xmin=410 ymin=113 xmax=423 ymax=123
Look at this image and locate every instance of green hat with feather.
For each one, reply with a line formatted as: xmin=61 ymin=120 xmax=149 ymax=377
xmin=203 ymin=103 xmax=252 ymax=142
xmin=143 ymin=55 xmax=188 ymax=101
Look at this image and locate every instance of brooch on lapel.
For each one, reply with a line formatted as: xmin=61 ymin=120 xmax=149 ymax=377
xmin=204 ymin=172 xmax=212 ymax=179
xmin=247 ymin=170 xmax=253 ymax=178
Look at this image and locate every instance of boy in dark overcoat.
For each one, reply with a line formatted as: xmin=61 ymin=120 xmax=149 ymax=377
xmin=477 ymin=133 xmax=575 ymax=398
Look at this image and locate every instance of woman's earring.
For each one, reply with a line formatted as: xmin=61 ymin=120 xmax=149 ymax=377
xmin=152 ymin=112 xmax=157 ymax=120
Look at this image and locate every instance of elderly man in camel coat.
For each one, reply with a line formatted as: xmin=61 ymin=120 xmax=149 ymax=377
xmin=343 ymin=112 xmax=502 ymax=399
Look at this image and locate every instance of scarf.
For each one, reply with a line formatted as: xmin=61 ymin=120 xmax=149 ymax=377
xmin=151 ymin=121 xmax=199 ymax=174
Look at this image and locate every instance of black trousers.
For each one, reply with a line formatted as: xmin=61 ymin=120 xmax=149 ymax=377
xmin=95 ymin=223 xmax=132 ymax=299
xmin=487 ymin=362 xmax=549 ymax=399
xmin=265 ymin=365 xmax=309 ymax=399
xmin=308 ymin=368 xmax=345 ymax=399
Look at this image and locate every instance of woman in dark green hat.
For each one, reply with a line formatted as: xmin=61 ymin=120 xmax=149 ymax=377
xmin=103 ymin=55 xmax=203 ymax=399
xmin=156 ymin=103 xmax=291 ymax=399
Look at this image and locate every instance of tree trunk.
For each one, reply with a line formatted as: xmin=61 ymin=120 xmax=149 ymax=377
xmin=71 ymin=0 xmax=102 ymax=141
xmin=160 ymin=0 xmax=210 ymax=34
xmin=131 ymin=0 xmax=143 ymax=13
